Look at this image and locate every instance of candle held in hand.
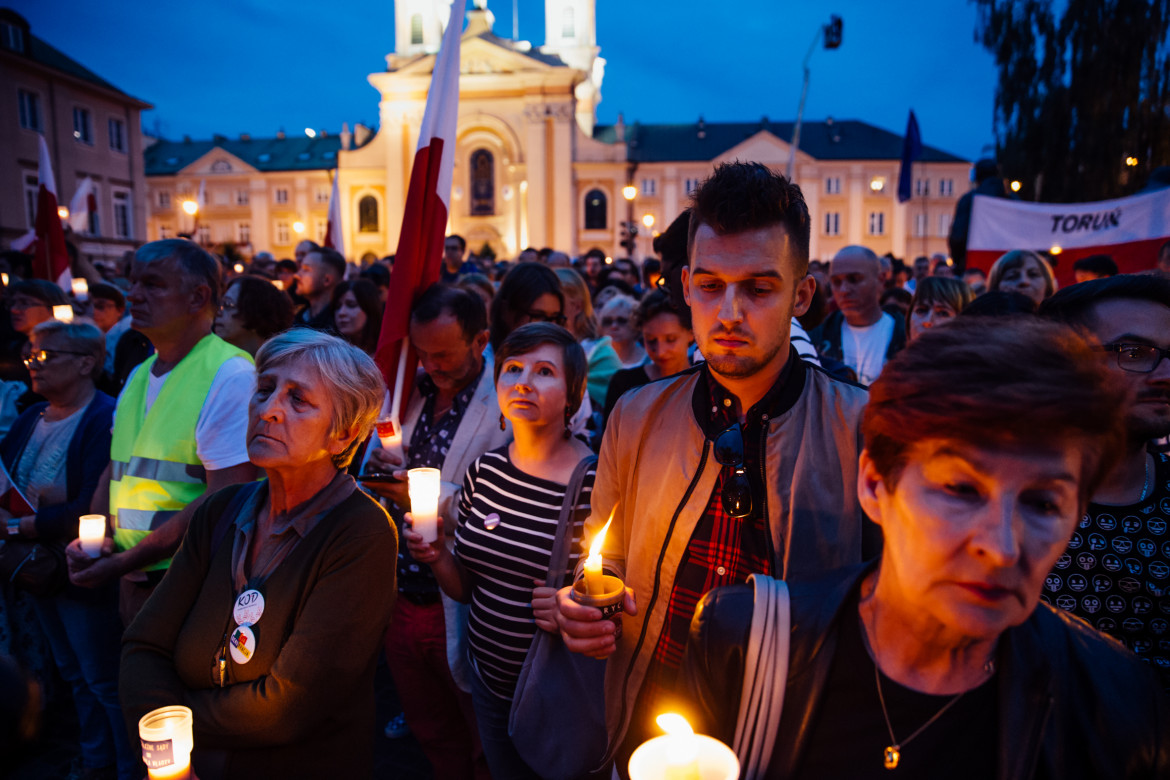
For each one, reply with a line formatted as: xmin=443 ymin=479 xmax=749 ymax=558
xmin=71 ymin=277 xmax=89 ymax=301
xmin=52 ymin=304 xmax=74 ymax=323
xmin=139 ymin=705 xmax=194 ymax=780
xmin=628 ymin=712 xmax=739 ymax=780
xmin=408 ymin=467 xmax=441 ymax=543
xmin=584 ymin=513 xmax=614 ymax=596
xmin=78 ymin=514 xmax=105 ymax=558
xmin=375 ymin=416 xmax=405 ymax=465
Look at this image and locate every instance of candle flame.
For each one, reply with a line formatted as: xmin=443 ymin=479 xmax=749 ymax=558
xmin=656 ymin=713 xmax=695 ymax=738
xmin=587 ymin=510 xmax=615 ymax=561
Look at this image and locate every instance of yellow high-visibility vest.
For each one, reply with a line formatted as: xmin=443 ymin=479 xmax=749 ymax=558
xmin=110 ymin=334 xmax=252 ymax=570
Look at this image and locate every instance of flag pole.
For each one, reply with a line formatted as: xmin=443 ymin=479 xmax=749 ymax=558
xmin=389 ymin=336 xmax=410 ymax=424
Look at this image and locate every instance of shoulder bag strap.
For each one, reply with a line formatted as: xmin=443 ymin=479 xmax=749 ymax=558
xmin=544 ymin=454 xmax=598 ymax=589
xmin=734 ymin=573 xmax=791 ymax=780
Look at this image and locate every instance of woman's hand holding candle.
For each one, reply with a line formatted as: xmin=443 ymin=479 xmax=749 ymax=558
xmin=403 ymin=511 xmax=447 ymax=564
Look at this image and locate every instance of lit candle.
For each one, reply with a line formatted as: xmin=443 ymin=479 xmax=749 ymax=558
xmin=233 ymin=263 xmax=245 ymax=274
xmin=408 ymin=467 xmax=441 ymax=543
xmin=139 ymin=705 xmax=194 ymax=780
xmin=71 ymin=277 xmax=89 ymax=300
xmin=78 ymin=514 xmax=105 ymax=558
xmin=584 ymin=513 xmax=614 ymax=596
xmin=272 ymin=279 xmax=285 ymax=291
xmin=628 ymin=713 xmax=738 ymax=780
xmin=1 ymin=273 xmax=8 ymax=286
xmin=52 ymin=304 xmax=74 ymax=323
xmin=375 ymin=415 xmax=405 ymax=466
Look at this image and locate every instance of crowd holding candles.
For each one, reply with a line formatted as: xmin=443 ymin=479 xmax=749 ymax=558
xmin=0 ymin=159 xmax=1168 ymax=780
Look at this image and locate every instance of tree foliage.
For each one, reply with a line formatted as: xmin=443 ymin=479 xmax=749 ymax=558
xmin=973 ymin=0 xmax=1170 ymax=202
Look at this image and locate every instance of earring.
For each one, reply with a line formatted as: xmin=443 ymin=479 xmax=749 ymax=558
xmin=499 ymin=413 xmax=506 ymax=431
xmin=563 ymin=406 xmax=572 ymax=439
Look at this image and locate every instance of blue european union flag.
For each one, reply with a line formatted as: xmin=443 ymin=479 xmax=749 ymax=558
xmin=897 ymin=110 xmax=922 ymax=203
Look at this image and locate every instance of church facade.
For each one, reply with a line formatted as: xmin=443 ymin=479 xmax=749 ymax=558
xmin=144 ymin=0 xmax=970 ymax=263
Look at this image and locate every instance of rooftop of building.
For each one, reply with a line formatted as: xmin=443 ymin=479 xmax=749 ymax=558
xmin=594 ymin=117 xmax=968 ymax=164
xmin=145 ymin=134 xmax=345 ymax=175
xmin=0 ymin=9 xmax=150 ymax=107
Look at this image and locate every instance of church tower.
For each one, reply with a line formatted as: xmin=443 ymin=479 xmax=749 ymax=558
xmin=541 ymin=0 xmax=604 ymax=135
xmin=394 ymin=0 xmax=448 ymax=57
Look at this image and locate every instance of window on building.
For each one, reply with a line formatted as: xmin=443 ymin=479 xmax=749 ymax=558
xmin=274 ymin=188 xmax=289 ymax=204
xmin=824 ymin=212 xmax=840 ymax=236
xmin=18 ymin=90 xmax=40 ymax=131
xmin=210 ymin=159 xmax=232 ymax=172
xmin=1 ymin=21 xmax=25 ymax=52
xmin=410 ymin=13 xmax=423 ymax=45
xmin=939 ymin=213 xmax=952 ymax=237
xmin=315 ymin=186 xmax=330 ymax=203
xmin=914 ymin=179 xmax=929 ymax=197
xmin=275 ymin=220 xmax=290 ymax=244
xmin=584 ymin=188 xmax=607 ymax=230
xmin=109 ymin=118 xmax=127 ymax=152
xmin=914 ymin=213 xmax=928 ymax=237
xmin=641 ymin=178 xmax=657 ymax=196
xmin=73 ymin=107 xmax=93 ymax=144
xmin=939 ymin=179 xmax=954 ymax=196
xmin=23 ymin=174 xmax=37 ymax=230
xmin=358 ymin=196 xmax=379 ymax=233
xmin=315 ymin=219 xmax=328 ymax=243
xmin=196 ymin=225 xmax=211 ymax=245
xmin=159 ymin=224 xmax=172 ymax=240
xmin=685 ymin=178 xmax=702 ymax=195
xmin=825 ymin=176 xmax=841 ymax=195
xmin=158 ymin=191 xmax=171 ymax=209
xmin=236 ymin=189 xmax=249 ymax=205
xmin=213 ymin=188 xmax=230 ymax=206
xmin=562 ymin=6 xmax=575 ymax=37
xmin=470 ymin=149 xmax=495 ymax=216
xmin=237 ymin=222 xmax=251 ymax=244
xmin=868 ymin=212 xmax=885 ymax=236
xmin=113 ymin=190 xmax=132 ymax=239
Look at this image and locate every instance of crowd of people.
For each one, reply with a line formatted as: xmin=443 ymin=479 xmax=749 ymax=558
xmin=0 ymin=160 xmax=1168 ymax=780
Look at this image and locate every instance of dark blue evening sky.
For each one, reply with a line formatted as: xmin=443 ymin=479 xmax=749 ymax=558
xmin=10 ymin=0 xmax=999 ymax=161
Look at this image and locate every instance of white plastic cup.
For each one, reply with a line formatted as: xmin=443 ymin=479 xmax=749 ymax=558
xmin=139 ymin=705 xmax=194 ymax=779
xmin=78 ymin=514 xmax=105 ymax=558
xmin=52 ymin=304 xmax=74 ymax=323
xmin=71 ymin=278 xmax=89 ymax=301
xmin=408 ymin=467 xmax=441 ymax=543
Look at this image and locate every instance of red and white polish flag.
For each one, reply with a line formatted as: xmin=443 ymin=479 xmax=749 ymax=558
xmin=323 ymin=173 xmax=344 ymax=257
xmin=967 ymin=189 xmax=1170 ymax=287
xmin=68 ymin=177 xmax=96 ymax=233
xmin=374 ymin=0 xmax=465 ymax=419
xmin=33 ymin=134 xmax=71 ymax=289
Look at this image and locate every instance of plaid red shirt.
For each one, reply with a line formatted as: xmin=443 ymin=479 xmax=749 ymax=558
xmin=633 ymin=365 xmax=784 ymax=732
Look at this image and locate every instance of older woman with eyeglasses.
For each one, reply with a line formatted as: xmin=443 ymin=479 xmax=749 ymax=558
xmin=120 ymin=330 xmax=397 ymax=779
xmin=682 ymin=317 xmax=1168 ymax=778
xmin=598 ymin=294 xmax=646 ymax=368
xmin=1 ymin=321 xmax=131 ymax=779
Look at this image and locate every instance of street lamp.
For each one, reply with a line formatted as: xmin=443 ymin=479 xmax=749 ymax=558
xmin=1010 ymin=180 xmax=1022 ymax=192
xmin=642 ymin=214 xmax=655 ymax=229
xmin=293 ymin=220 xmax=306 ymax=234
xmin=57 ymin=206 xmax=70 ymax=220
xmin=622 ymin=185 xmax=637 ymax=201
xmin=182 ymin=200 xmax=199 ymax=216
xmin=787 ymin=15 xmax=843 ymax=180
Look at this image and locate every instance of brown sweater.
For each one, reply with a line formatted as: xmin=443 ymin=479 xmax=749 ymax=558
xmin=120 ymin=483 xmax=398 ymax=779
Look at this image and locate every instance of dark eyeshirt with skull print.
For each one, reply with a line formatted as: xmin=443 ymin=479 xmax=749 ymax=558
xmin=1043 ymin=450 xmax=1170 ymax=690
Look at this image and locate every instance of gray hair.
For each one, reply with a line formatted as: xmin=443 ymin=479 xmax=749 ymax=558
xmin=599 ymin=293 xmax=637 ymax=319
xmin=32 ymin=320 xmax=106 ymax=369
xmin=134 ymin=239 xmax=222 ymax=309
xmin=254 ymin=328 xmax=385 ymax=468
xmin=830 ymin=245 xmax=882 ymax=275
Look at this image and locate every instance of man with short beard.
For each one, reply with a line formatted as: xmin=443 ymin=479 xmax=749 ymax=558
xmin=555 ymin=162 xmax=878 ymax=770
xmin=1041 ymin=275 xmax=1170 ymax=687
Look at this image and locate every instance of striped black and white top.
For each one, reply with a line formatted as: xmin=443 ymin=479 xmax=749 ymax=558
xmin=454 ymin=446 xmax=595 ymax=700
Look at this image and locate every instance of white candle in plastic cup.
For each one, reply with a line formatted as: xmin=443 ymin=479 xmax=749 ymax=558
xmin=408 ymin=467 xmax=441 ymax=543
xmin=52 ymin=304 xmax=74 ymax=323
xmin=78 ymin=514 xmax=105 ymax=558
xmin=71 ymin=277 xmax=88 ymax=300
xmin=139 ymin=705 xmax=194 ymax=780
xmin=628 ymin=714 xmax=738 ymax=780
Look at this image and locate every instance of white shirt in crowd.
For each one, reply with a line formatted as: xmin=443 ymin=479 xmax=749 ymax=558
xmin=114 ymin=356 xmax=254 ymax=470
xmin=841 ymin=312 xmax=895 ymax=386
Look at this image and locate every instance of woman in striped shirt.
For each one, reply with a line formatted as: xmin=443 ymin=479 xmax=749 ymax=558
xmin=406 ymin=323 xmax=596 ymax=780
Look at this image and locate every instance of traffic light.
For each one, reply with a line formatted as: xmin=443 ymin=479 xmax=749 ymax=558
xmin=824 ymin=15 xmax=843 ymax=49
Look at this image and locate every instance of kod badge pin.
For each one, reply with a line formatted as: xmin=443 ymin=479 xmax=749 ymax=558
xmin=233 ymin=589 xmax=265 ymax=627
xmin=230 ymin=625 xmax=256 ymax=665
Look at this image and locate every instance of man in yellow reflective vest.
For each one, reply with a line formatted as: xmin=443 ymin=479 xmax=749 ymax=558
xmin=66 ymin=240 xmax=258 ymax=625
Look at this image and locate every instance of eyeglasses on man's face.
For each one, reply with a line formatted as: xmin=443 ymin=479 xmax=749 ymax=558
xmin=1096 ymin=342 xmax=1170 ymax=374
xmin=713 ymin=422 xmax=754 ymax=518
xmin=24 ymin=348 xmax=90 ymax=368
